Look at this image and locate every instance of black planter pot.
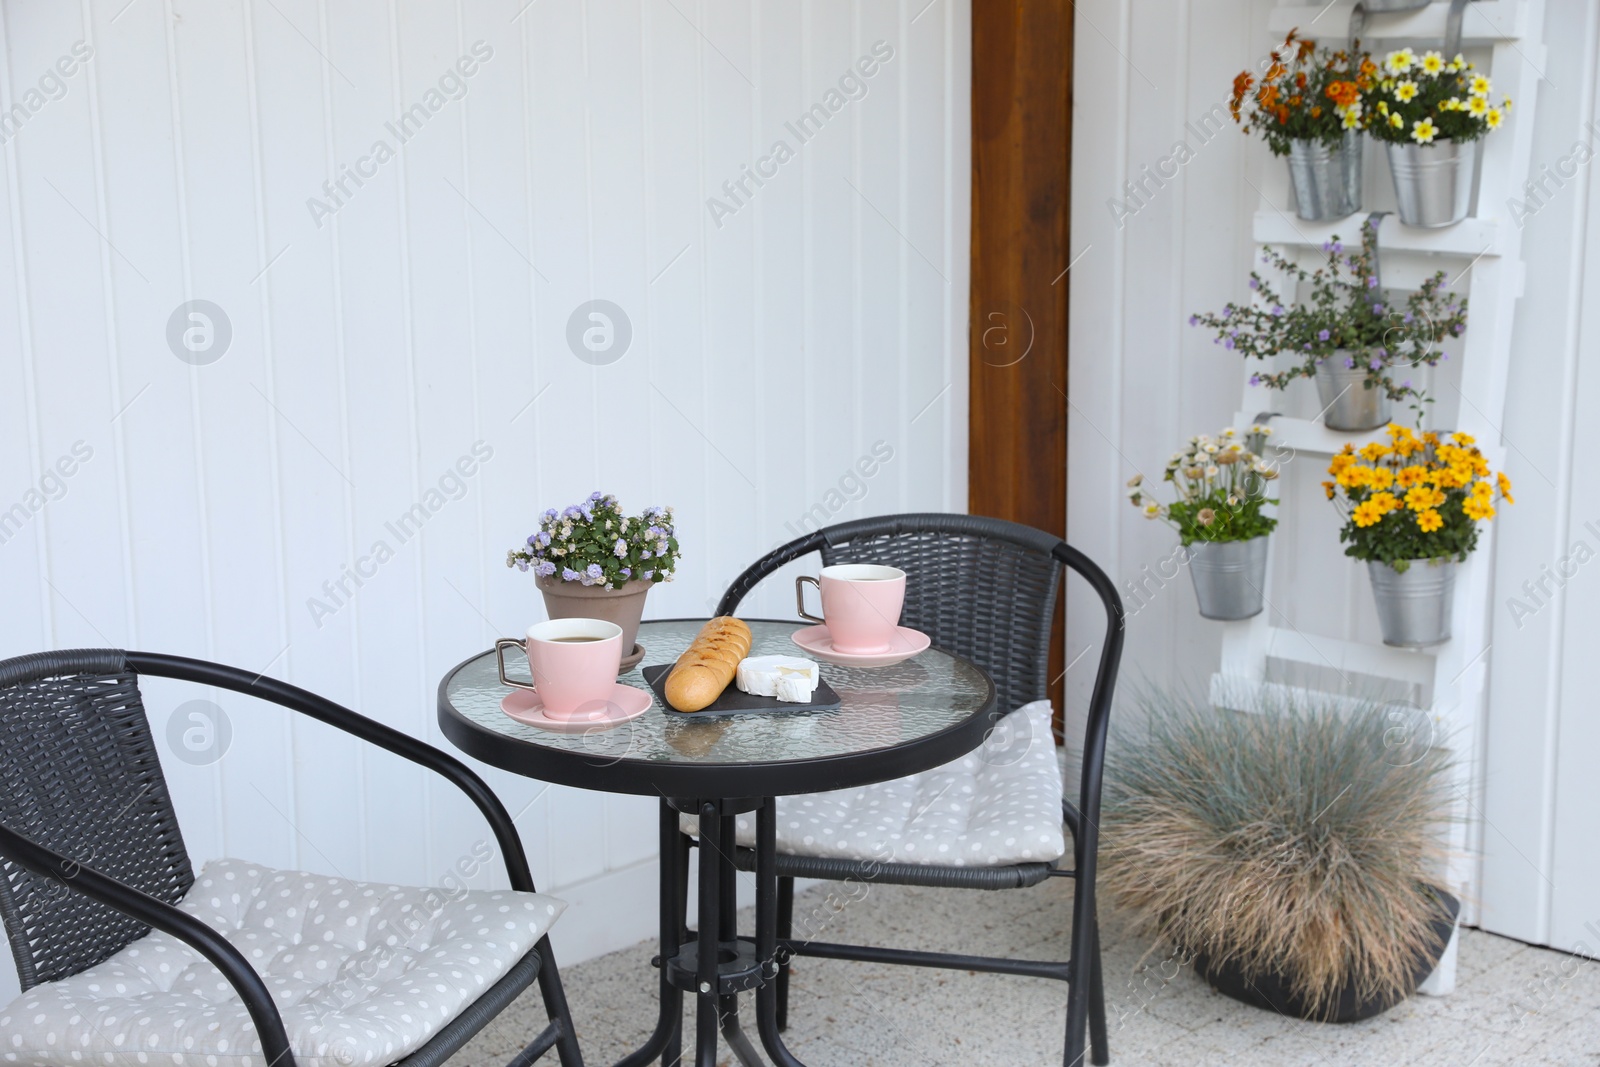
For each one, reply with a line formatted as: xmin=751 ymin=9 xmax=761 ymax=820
xmin=1191 ymin=887 xmax=1460 ymax=1023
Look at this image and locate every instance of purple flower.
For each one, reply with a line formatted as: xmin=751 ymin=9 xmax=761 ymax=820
xmin=579 ymin=505 xmax=594 ymax=522
xmin=534 ymin=560 xmax=556 ymax=578
xmin=589 ymin=491 xmax=603 ymax=501
xmin=1401 ymin=380 xmax=1412 ymax=390
xmin=527 ymin=534 xmax=539 ymax=547
xmin=1249 ymin=374 xmax=1261 ymax=386
xmin=1451 ymin=324 xmax=1463 ymax=336
xmin=562 ymin=567 xmax=581 ymax=582
xmin=642 ymin=569 xmax=655 ymax=580
xmin=1372 ymin=303 xmax=1386 ymax=315
xmin=1271 ymin=305 xmax=1285 ymax=316
xmin=1303 ymin=342 xmax=1312 ymax=350
xmin=1222 ymin=307 xmax=1233 ymax=319
xmin=613 ymin=538 xmax=627 ymax=557
xmin=1367 ymin=276 xmax=1379 ymax=289
xmin=542 ymin=508 xmax=558 ymax=522
xmin=515 ymin=560 xmax=529 ymax=572
xmin=1249 ymin=278 xmax=1260 ymax=290
xmin=1441 ymin=352 xmax=1450 ymax=360
xmin=1188 ymin=314 xmax=1199 ymax=326
xmin=562 ymin=505 xmax=582 ymax=521
xmin=1403 ymin=312 xmax=1414 ymax=324
xmin=1345 ymin=356 xmax=1356 ymax=369
xmin=620 ymin=567 xmax=632 ymax=578
xmin=1317 ymin=329 xmax=1330 ymax=341
xmin=1376 ymin=347 xmax=1388 ymax=359
xmin=585 ymin=564 xmax=603 ymax=580
xmin=1224 ymin=338 xmax=1236 ymax=350
xmin=1370 ymin=358 xmax=1383 ymax=370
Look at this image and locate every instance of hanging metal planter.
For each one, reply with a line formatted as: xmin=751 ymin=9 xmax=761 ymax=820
xmin=1187 ymin=536 xmax=1270 ymax=620
xmin=1369 ymin=559 xmax=1457 ymax=647
xmin=1287 ymin=132 xmax=1364 ymax=222
xmin=1314 ymin=354 xmax=1392 ymax=431
xmin=1385 ymin=139 xmax=1479 ymax=228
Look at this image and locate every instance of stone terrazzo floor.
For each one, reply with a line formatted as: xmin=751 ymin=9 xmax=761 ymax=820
xmin=455 ymin=876 xmax=1600 ymax=1066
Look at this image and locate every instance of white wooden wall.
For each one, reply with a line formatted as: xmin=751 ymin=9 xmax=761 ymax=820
xmin=1069 ymin=0 xmax=1597 ymax=956
xmin=0 ymin=0 xmax=971 ymax=1007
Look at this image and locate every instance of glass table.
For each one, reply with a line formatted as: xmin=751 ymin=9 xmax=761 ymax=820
xmin=437 ymin=619 xmax=997 ymax=1067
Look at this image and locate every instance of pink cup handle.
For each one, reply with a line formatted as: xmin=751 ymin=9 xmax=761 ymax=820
xmin=495 ymin=638 xmax=537 ymax=692
xmin=795 ymin=575 xmax=825 ymax=624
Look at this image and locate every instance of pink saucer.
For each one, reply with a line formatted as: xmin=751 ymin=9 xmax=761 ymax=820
xmin=791 ymin=624 xmax=931 ymax=667
xmin=500 ymin=683 xmax=652 ymax=733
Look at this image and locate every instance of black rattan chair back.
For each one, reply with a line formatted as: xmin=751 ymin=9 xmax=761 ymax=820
xmin=717 ymin=513 xmax=1071 ymax=717
xmin=0 ymin=650 xmax=194 ymax=990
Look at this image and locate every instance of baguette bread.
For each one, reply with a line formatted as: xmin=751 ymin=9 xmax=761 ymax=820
xmin=664 ymin=616 xmax=753 ymax=712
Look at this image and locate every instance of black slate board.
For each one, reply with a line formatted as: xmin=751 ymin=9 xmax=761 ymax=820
xmin=641 ymin=663 xmax=842 ymax=717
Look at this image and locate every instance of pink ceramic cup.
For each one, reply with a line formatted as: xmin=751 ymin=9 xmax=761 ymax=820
xmin=495 ymin=618 xmax=622 ymax=720
xmin=795 ymin=563 xmax=907 ymax=654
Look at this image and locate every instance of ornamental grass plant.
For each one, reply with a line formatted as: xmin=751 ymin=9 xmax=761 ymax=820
xmin=1100 ymin=685 xmax=1455 ymax=1021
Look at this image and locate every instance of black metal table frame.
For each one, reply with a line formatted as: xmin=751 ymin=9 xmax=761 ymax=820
xmin=437 ymin=620 xmax=999 ymax=1067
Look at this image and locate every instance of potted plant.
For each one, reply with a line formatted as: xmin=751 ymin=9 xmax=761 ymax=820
xmin=507 ymin=493 xmax=680 ymax=672
xmin=1365 ymin=48 xmax=1511 ymax=227
xmin=1127 ymin=426 xmax=1280 ymax=620
xmin=1101 ymin=686 xmax=1460 ymax=1023
xmin=1190 ymin=222 xmax=1469 ymax=431
xmin=1326 ymin=423 xmax=1512 ymax=647
xmin=1229 ymin=32 xmax=1374 ymax=221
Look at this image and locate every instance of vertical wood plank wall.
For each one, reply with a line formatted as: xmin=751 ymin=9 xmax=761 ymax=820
xmin=0 ymin=0 xmax=972 ymax=1007
xmin=969 ymin=0 xmax=1071 ymax=718
xmin=1068 ymin=0 xmax=1600 ymax=955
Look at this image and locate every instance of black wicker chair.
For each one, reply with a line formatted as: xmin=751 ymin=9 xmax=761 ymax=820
xmin=0 ymin=649 xmax=584 ymax=1067
xmin=703 ymin=513 xmax=1124 ymax=1067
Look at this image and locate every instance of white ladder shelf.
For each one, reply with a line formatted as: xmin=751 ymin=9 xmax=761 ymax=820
xmin=1217 ymin=0 xmax=1548 ymax=995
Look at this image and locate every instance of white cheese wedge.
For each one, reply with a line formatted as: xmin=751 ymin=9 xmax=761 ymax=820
xmin=736 ymin=655 xmax=820 ymax=703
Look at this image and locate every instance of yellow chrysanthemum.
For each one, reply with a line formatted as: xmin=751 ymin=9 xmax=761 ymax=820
xmin=1353 ymin=500 xmax=1386 ymax=528
xmin=1468 ymin=95 xmax=1489 ymax=117
xmin=1417 ymin=509 xmax=1444 ymax=533
xmin=1463 ymin=497 xmax=1496 ymax=521
xmin=1385 ymin=49 xmax=1416 ymax=75
xmin=1395 ymin=80 xmax=1419 ymax=102
xmin=1469 ymin=74 xmax=1492 ymax=97
xmin=1412 ymin=117 xmax=1439 ymax=144
xmin=1497 ymin=471 xmax=1515 ymax=502
xmin=1472 ymin=479 xmax=1493 ymax=499
xmin=1369 ymin=467 xmax=1396 ymax=491
xmin=1405 ymin=486 xmax=1437 ymax=512
xmin=1370 ymin=491 xmax=1402 ymax=513
xmin=1421 ymin=51 xmax=1445 ymax=74
xmin=1337 ymin=464 xmax=1372 ymax=488
xmin=1396 ymin=466 xmax=1428 ymax=489
xmin=1323 ymin=480 xmax=1337 ymax=500
xmin=1423 ymin=431 xmax=1440 ymax=446
xmin=1359 ymin=442 xmax=1391 ymax=462
xmin=1487 ymin=108 xmax=1504 ymax=130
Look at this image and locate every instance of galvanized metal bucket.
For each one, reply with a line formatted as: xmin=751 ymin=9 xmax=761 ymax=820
xmin=1314 ymin=354 xmax=1392 ymax=431
xmin=1369 ymin=559 xmax=1456 ymax=647
xmin=1360 ymin=0 xmax=1430 ymax=10
xmin=1385 ymin=139 xmax=1478 ymax=228
xmin=1287 ymin=133 xmax=1363 ymax=221
xmin=1187 ymin=536 xmax=1269 ymax=621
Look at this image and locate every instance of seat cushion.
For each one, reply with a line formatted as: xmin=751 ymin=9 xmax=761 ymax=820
xmin=683 ymin=699 xmax=1066 ymax=867
xmin=0 ymin=859 xmax=564 ymax=1067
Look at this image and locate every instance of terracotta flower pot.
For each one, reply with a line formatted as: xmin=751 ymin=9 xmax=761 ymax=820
xmin=536 ymin=575 xmax=651 ymax=673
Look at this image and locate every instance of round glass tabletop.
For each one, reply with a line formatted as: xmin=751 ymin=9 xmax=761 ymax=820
xmin=437 ymin=618 xmax=996 ymax=798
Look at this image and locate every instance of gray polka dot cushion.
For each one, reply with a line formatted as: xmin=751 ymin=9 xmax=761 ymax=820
xmin=0 ymin=859 xmax=565 ymax=1067
xmin=683 ymin=699 xmax=1066 ymax=866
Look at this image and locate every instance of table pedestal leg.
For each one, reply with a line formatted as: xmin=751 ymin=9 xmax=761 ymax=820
xmin=755 ymin=799 xmax=807 ymax=1067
